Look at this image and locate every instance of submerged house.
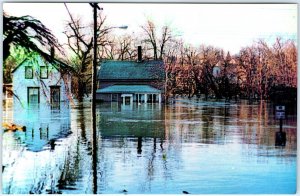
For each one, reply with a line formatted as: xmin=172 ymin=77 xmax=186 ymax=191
xmin=3 ymin=52 xmax=73 ymax=152
xmin=96 ymin=47 xmax=166 ymax=104
xmin=11 ymin=52 xmax=72 ymax=107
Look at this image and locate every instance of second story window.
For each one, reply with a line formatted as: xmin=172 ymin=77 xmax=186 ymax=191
xmin=40 ymin=66 xmax=48 ymax=79
xmin=25 ymin=66 xmax=33 ymax=79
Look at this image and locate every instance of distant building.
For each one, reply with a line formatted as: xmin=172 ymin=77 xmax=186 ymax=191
xmin=96 ymin=46 xmax=165 ymax=103
xmin=11 ymin=53 xmax=72 ymax=108
xmin=213 ymin=58 xmax=238 ymax=81
xmin=213 ymin=61 xmax=222 ymax=77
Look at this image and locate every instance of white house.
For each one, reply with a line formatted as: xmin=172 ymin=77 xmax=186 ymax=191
xmin=12 ymin=53 xmax=72 ymax=108
xmin=213 ymin=61 xmax=222 ymax=77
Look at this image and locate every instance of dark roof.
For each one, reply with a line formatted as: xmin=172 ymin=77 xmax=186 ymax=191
xmin=12 ymin=54 xmax=73 ymax=73
xmin=98 ymin=60 xmax=165 ymax=81
xmin=97 ymin=85 xmax=161 ymax=94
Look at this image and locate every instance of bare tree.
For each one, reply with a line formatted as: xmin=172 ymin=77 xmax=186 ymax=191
xmin=198 ymin=45 xmax=224 ymax=99
xmin=141 ymin=20 xmax=158 ymax=60
xmin=236 ymin=37 xmax=297 ymax=100
xmin=64 ymin=4 xmax=93 ymax=101
xmin=63 ymin=4 xmax=112 ymax=101
xmin=3 ymin=13 xmax=62 ymax=61
xmin=237 ymin=46 xmax=259 ymax=99
xmin=103 ymin=34 xmax=137 ymax=60
xmin=159 ymin=25 xmax=172 ymax=60
xmin=272 ymin=37 xmax=297 ymax=88
xmin=141 ymin=19 xmax=172 ymax=60
xmin=165 ymin=35 xmax=297 ymax=101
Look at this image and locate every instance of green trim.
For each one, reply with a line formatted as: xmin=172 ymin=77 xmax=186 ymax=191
xmin=40 ymin=66 xmax=48 ymax=79
xmin=12 ymin=54 xmax=73 ymax=73
xmin=25 ymin=66 xmax=33 ymax=79
xmin=27 ymin=87 xmax=40 ymax=104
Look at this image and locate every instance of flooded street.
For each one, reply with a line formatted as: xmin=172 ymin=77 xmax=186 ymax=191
xmin=2 ymin=99 xmax=297 ymax=194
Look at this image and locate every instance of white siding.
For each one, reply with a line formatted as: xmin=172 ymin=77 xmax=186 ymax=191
xmin=12 ymin=55 xmax=71 ymax=108
xmin=213 ymin=66 xmax=221 ymax=77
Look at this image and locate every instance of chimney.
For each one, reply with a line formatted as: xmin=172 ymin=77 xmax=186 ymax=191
xmin=137 ymin=46 xmax=142 ymax=62
xmin=50 ymin=47 xmax=55 ymax=60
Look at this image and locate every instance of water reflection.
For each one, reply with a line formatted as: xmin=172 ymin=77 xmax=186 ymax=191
xmin=3 ymin=102 xmax=72 ymax=152
xmin=2 ymin=102 xmax=89 ymax=194
xmin=2 ymin=99 xmax=297 ymax=194
xmin=137 ymin=136 xmax=142 ymax=154
xmin=94 ymin=100 xmax=296 ymax=194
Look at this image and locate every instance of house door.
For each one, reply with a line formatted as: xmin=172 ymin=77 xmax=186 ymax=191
xmin=121 ymin=94 xmax=133 ymax=105
xmin=50 ymin=86 xmax=60 ymax=105
xmin=28 ymin=87 xmax=40 ymax=104
xmin=125 ymin=97 xmax=131 ymax=104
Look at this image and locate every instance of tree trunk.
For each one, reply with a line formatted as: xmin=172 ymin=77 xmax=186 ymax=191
xmin=3 ymin=39 xmax=11 ymax=61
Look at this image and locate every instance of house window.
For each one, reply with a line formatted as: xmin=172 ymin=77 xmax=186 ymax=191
xmin=50 ymin=86 xmax=60 ymax=105
xmin=28 ymin=87 xmax=40 ymax=104
xmin=40 ymin=66 xmax=48 ymax=79
xmin=25 ymin=66 xmax=33 ymax=79
xmin=111 ymin=94 xmax=118 ymax=102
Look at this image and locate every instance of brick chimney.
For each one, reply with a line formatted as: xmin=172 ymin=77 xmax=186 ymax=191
xmin=137 ymin=46 xmax=142 ymax=62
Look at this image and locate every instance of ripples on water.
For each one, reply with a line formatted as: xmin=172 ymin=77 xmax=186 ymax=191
xmin=2 ymin=99 xmax=297 ymax=194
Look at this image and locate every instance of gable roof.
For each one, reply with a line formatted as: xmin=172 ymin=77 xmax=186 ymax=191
xmin=98 ymin=60 xmax=165 ymax=81
xmin=12 ymin=54 xmax=73 ymax=73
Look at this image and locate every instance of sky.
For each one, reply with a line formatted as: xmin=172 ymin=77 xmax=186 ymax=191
xmin=2 ymin=3 xmax=298 ymax=55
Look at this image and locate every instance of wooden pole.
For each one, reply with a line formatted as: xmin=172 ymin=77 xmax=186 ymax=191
xmin=91 ymin=3 xmax=98 ymax=194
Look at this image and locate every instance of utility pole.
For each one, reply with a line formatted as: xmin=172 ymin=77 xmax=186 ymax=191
xmin=90 ymin=2 xmax=101 ymax=194
xmin=89 ymin=4 xmax=126 ymax=193
xmin=91 ymin=3 xmax=100 ymax=121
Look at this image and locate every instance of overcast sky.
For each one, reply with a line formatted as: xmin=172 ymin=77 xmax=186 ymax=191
xmin=3 ymin=3 xmax=298 ymax=54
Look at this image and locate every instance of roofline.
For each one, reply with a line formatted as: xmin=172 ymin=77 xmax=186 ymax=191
xmin=11 ymin=54 xmax=72 ymax=73
xmin=54 ymin=58 xmax=72 ymax=69
xmin=98 ymin=79 xmax=163 ymax=82
xmin=97 ymin=91 xmax=161 ymax=94
xmin=100 ymin=59 xmax=164 ymax=63
xmin=11 ymin=58 xmax=29 ymax=73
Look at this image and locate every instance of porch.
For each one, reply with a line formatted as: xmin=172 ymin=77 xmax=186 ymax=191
xmin=96 ymin=85 xmax=162 ymax=103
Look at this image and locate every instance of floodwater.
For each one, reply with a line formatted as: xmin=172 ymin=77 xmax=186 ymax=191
xmin=2 ymin=98 xmax=297 ymax=194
